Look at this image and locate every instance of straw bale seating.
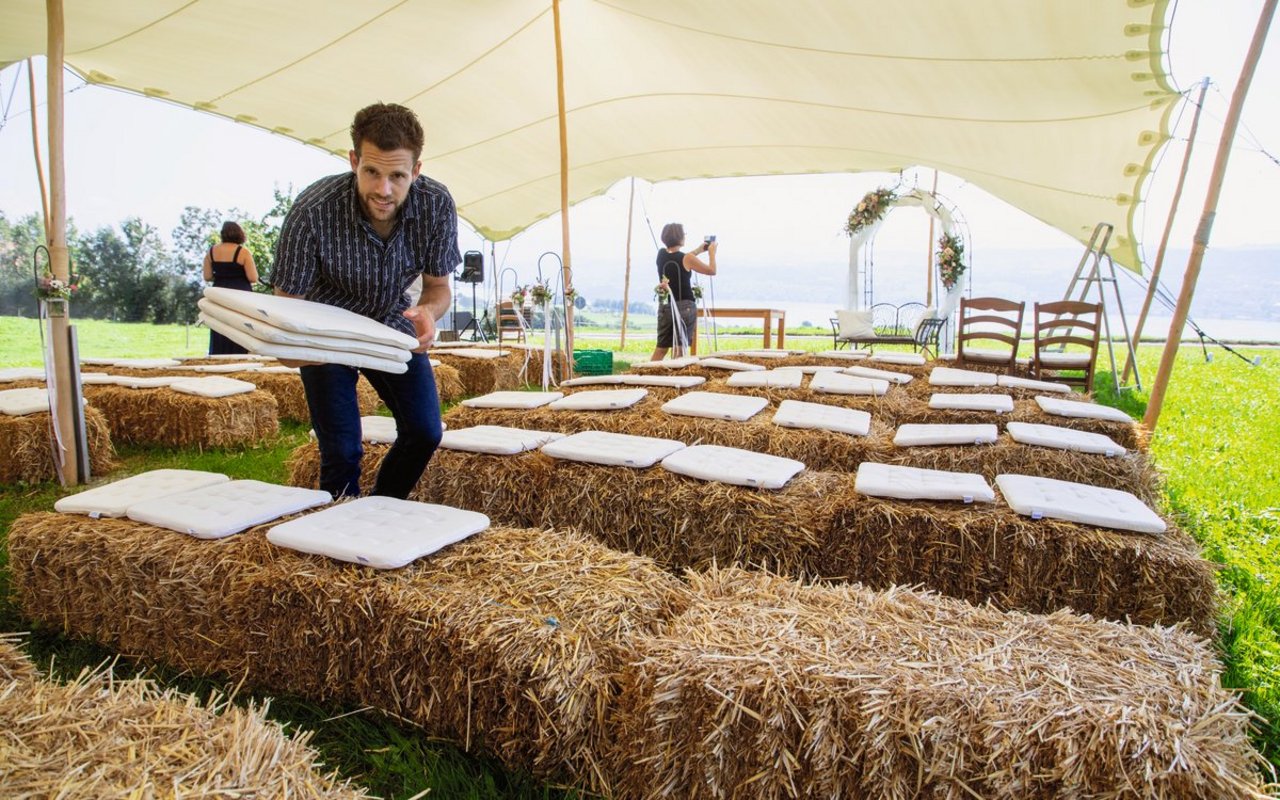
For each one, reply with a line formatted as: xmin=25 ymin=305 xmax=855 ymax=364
xmin=0 ymin=406 xmax=116 ymax=484
xmin=609 ymin=568 xmax=1263 ymax=800
xmin=83 ymin=383 xmax=279 ymax=448
xmin=430 ymin=349 xmax=529 ymax=396
xmin=0 ymin=635 xmax=368 ymax=799
xmin=884 ymin=393 xmax=1147 ymax=450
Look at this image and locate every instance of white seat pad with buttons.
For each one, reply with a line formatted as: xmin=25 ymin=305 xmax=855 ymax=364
xmin=110 ymin=358 xmax=183 ymax=370
xmin=186 ymin=362 xmax=263 ymax=373
xmin=662 ymin=391 xmax=769 ymax=421
xmin=359 ymin=415 xmax=399 ymax=443
xmin=0 ymin=387 xmax=52 ymax=416
xmin=203 ymin=286 xmax=418 ymax=350
xmin=959 ymin=348 xmax=1017 ymax=364
xmin=258 ymin=365 xmax=300 ymax=374
xmin=126 ymin=479 xmax=332 ymax=540
xmin=198 ymin=299 xmax=411 ymax=361
xmin=772 ymin=399 xmax=871 ymax=436
xmin=1037 ymin=351 xmax=1093 ymax=368
xmin=114 ymin=375 xmax=179 ymax=389
xmin=661 ymin=444 xmax=804 ymax=489
xmin=856 ymin=462 xmax=995 ymax=503
xmin=1035 ymin=395 xmax=1132 ymax=423
xmin=809 ymin=371 xmax=890 ymax=396
xmin=81 ymin=358 xmax=117 ymax=366
xmin=726 ymin=369 xmax=804 ymax=389
xmin=632 ymin=356 xmax=700 ymax=370
xmin=814 ymin=350 xmax=871 ymax=361
xmin=871 ymin=352 xmax=927 ymax=366
xmin=716 ymin=349 xmax=798 ymax=359
xmin=267 ymin=496 xmax=490 ymax=569
xmin=431 ymin=340 xmax=484 ymax=348
xmin=168 ymin=376 xmax=258 ymax=399
xmin=697 ymin=358 xmax=766 ymax=372
xmin=894 ymin=424 xmax=1000 ymax=447
xmin=203 ymin=353 xmax=275 ymax=361
xmin=997 ymin=375 xmax=1071 ymax=393
xmin=541 ymin=430 xmax=686 ymax=468
xmin=81 ymin=373 xmax=121 ymax=385
xmin=929 ymin=367 xmax=999 ymax=387
xmin=462 ymin=390 xmax=562 ymax=409
xmin=201 ymin=311 xmax=409 ymax=374
xmin=1005 ymin=422 xmax=1125 ymax=456
xmin=561 ymin=375 xmax=628 ymax=387
xmin=429 ymin=348 xmax=507 ymax=360
xmin=549 ymin=388 xmax=648 ymax=410
xmin=782 ymin=364 xmax=844 ymax=374
xmin=0 ymin=367 xmax=46 ymax=382
xmin=440 ymin=425 xmax=565 ymax=454
xmin=620 ymin=374 xmax=705 ymax=388
xmin=929 ymin=393 xmax=1015 ymax=413
xmin=996 ymin=474 xmax=1165 ymax=534
xmin=55 ymin=468 xmax=230 ymax=518
xmin=843 ymin=365 xmax=913 ymax=384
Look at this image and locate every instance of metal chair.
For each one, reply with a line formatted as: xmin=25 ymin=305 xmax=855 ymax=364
xmin=955 ymin=296 xmax=1025 ymax=373
xmin=1032 ymin=300 xmax=1102 ymax=392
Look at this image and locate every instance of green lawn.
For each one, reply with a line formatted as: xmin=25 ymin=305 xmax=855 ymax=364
xmin=2 ymin=315 xmax=1279 ymax=792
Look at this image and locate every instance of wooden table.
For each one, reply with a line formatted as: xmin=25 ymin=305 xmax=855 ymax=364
xmin=703 ymin=307 xmax=787 ymax=350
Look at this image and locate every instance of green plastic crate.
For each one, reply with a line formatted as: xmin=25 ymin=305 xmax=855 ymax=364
xmin=572 ymin=349 xmax=613 ymax=375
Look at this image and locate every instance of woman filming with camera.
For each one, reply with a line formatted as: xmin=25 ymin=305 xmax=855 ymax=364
xmin=650 ymin=222 xmax=717 ymax=361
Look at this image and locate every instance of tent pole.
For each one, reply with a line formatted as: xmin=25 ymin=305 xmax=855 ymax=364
xmin=621 ymin=176 xmax=634 ymax=347
xmin=925 ymin=169 xmax=937 ymax=307
xmin=45 ymin=0 xmax=84 ymax=484
xmin=1144 ymin=0 xmax=1276 ymax=432
xmin=552 ymin=0 xmax=574 ymax=370
xmin=26 ymin=58 xmax=51 ymax=231
xmin=1123 ymin=78 xmax=1209 ymax=384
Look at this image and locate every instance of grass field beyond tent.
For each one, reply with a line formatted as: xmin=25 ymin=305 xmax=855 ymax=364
xmin=1 ymin=315 xmax=1279 ymax=795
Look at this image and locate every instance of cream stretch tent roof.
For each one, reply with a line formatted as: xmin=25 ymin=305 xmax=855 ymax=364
xmin=2 ymin=0 xmax=1178 ymax=268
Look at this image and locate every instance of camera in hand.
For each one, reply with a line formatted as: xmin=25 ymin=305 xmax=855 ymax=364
xmin=704 ymin=235 xmax=716 ymax=244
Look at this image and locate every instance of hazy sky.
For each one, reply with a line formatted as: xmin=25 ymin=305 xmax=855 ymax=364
xmin=0 ymin=0 xmax=1275 ymax=293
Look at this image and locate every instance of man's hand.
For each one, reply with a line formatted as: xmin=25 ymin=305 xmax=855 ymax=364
xmin=403 ymin=305 xmax=438 ymax=352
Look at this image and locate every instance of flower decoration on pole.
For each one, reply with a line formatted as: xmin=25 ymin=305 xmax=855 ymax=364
xmin=509 ymin=284 xmax=528 ymax=307
xmin=845 ymin=187 xmax=897 ymax=236
xmin=36 ymin=272 xmax=79 ymax=301
xmin=691 ymin=284 xmax=704 ymax=301
xmin=529 ymin=278 xmax=554 ymax=308
xmin=936 ymin=233 xmax=966 ymax=290
xmin=563 ymin=286 xmax=577 ymax=305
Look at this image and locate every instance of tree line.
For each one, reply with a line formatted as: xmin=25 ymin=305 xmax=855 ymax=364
xmin=0 ymin=188 xmax=293 ymax=323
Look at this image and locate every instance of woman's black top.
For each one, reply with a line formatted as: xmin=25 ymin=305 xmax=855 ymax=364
xmin=656 ymin=249 xmax=694 ymax=302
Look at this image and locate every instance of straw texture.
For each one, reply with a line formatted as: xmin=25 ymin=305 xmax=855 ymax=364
xmin=0 ymin=407 xmax=116 ymax=484
xmin=84 ymin=385 xmax=279 ymax=448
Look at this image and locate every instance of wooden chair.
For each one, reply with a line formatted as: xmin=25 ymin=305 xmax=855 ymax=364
xmin=1032 ymin=300 xmax=1102 ymax=392
xmin=497 ymin=301 xmax=526 ymax=343
xmin=955 ymin=297 xmax=1025 ymax=373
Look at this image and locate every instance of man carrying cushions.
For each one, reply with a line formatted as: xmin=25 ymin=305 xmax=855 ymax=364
xmin=272 ymin=103 xmax=460 ymax=498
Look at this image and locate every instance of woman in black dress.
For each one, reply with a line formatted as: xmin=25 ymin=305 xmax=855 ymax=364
xmin=202 ymin=221 xmax=259 ymax=355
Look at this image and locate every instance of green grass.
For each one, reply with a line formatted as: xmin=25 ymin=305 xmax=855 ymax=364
xmin=3 ymin=315 xmax=1280 ymax=789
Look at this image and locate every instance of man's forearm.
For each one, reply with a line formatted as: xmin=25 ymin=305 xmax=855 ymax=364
xmin=419 ymin=280 xmax=452 ymax=321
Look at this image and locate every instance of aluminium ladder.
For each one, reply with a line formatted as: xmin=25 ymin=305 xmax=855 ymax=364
xmin=1057 ymin=222 xmax=1141 ymax=394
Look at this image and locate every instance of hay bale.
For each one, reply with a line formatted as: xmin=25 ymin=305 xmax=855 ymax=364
xmin=229 ymin=370 xmax=381 ymax=423
xmin=0 ymin=407 xmax=116 ymax=484
xmin=433 ymin=361 xmax=466 ymax=403
xmin=885 ymin=395 xmax=1148 ymax=450
xmin=83 ymin=385 xmax=278 ymax=448
xmin=609 ymin=568 xmax=1264 ymax=800
xmin=431 ymin=351 xmax=526 ymax=395
xmin=0 ymin=634 xmax=368 ymax=799
xmin=699 ymin=375 xmax=895 ymax=415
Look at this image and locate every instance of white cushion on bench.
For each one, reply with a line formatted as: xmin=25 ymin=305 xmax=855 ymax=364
xmin=997 ymin=375 xmax=1071 ymax=393
xmin=549 ymin=388 xmax=648 ymax=410
xmin=836 ymin=309 xmax=876 ymax=339
xmin=359 ymin=415 xmax=399 ymax=443
xmin=561 ymin=375 xmax=627 ymax=387
xmin=203 ymin=286 xmax=418 ymax=350
xmin=110 ymin=358 xmax=183 ymax=370
xmin=1005 ymin=422 xmax=1125 ymax=456
xmin=267 ymin=496 xmax=490 ymax=569
xmin=126 ymin=479 xmax=332 ymax=539
xmin=202 ymin=353 xmax=275 ymax=361
xmin=929 ymin=367 xmax=998 ymax=387
xmin=928 ymin=393 xmax=1015 ymax=413
xmin=168 ymin=376 xmax=258 ymax=399
xmin=660 ymin=444 xmax=804 ymax=489
xmin=697 ymin=358 xmax=765 ymax=372
xmin=1037 ymin=351 xmax=1094 ymax=368
xmin=0 ymin=387 xmax=52 ymax=416
xmin=726 ymin=369 xmax=804 ymax=389
xmin=1035 ymin=395 xmax=1132 ymax=423
xmin=814 ymin=350 xmax=870 ymax=361
xmin=81 ymin=373 xmax=122 ymax=385
xmin=201 ymin=311 xmax=410 ymax=374
xmin=258 ymin=365 xmax=300 ymax=374
xmin=871 ymin=352 xmax=926 ymax=366
xmin=114 ymin=375 xmax=179 ymax=389
xmin=662 ymin=391 xmax=769 ymax=421
xmin=855 ymin=462 xmax=995 ymax=503
xmin=996 ymin=474 xmax=1165 ymax=535
xmin=622 ymin=374 xmax=706 ymax=388
xmin=772 ymin=399 xmax=871 ymax=436
xmin=429 ymin=348 xmax=507 ymax=360
xmin=632 ymin=356 xmax=700 ymax=370
xmin=0 ymin=367 xmax=45 ymax=382
xmin=809 ymin=371 xmax=890 ymax=396
xmin=186 ymin=362 xmax=263 ymax=373
xmin=713 ymin=349 xmax=799 ymax=359
xmin=55 ymin=468 xmax=230 ymax=518
xmin=541 ymin=430 xmax=686 ymax=468
xmin=461 ymin=391 xmax=563 ymax=409
xmin=958 ymin=348 xmax=1017 ymax=364
xmin=843 ymin=365 xmax=913 ymax=384
xmin=439 ymin=425 xmax=564 ymax=455
xmin=894 ymin=424 xmax=1000 ymax=447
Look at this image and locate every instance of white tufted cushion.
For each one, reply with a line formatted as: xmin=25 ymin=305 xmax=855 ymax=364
xmin=632 ymin=356 xmax=700 ymax=370
xmin=697 ymin=358 xmax=766 ymax=372
xmin=0 ymin=387 xmax=52 ymax=416
xmin=359 ymin=416 xmax=399 ymax=444
xmin=549 ymin=388 xmax=648 ymax=410
xmin=113 ymin=376 xmax=179 ymax=389
xmin=996 ymin=474 xmax=1165 ymax=534
xmin=725 ymin=369 xmax=804 ymax=389
xmin=0 ymin=367 xmax=46 ymax=383
xmin=203 ymin=286 xmax=418 ymax=349
xmin=1035 ymin=395 xmax=1132 ymax=423
xmin=461 ymin=390 xmax=563 ymax=409
xmin=55 ymin=468 xmax=230 ymax=518
xmin=201 ymin=311 xmax=410 ymax=374
xmin=809 ymin=371 xmax=890 ymax=396
xmin=267 ymin=497 xmax=490 ymax=569
xmin=428 ymin=348 xmax=507 ymax=360
xmin=929 ymin=367 xmax=998 ymax=387
xmin=440 ymin=425 xmax=565 ymax=455
xmin=168 ymin=376 xmax=258 ymax=398
xmin=81 ymin=373 xmax=121 ymax=385
xmin=620 ymin=374 xmax=705 ymax=388
xmin=661 ymin=444 xmax=805 ymax=489
xmin=1037 ymin=351 xmax=1094 ymax=368
xmin=870 ymin=352 xmax=926 ymax=366
xmin=203 ymin=353 xmax=275 ymax=361
xmin=186 ymin=362 xmax=263 ymax=373
xmin=928 ymin=393 xmax=1015 ymax=413
xmin=772 ymin=400 xmax=871 ymax=436
xmin=844 ymin=365 xmax=913 ymax=384
xmin=431 ymin=340 xmax=484 ymax=348
xmin=894 ymin=424 xmax=999 ymax=447
xmin=541 ymin=430 xmax=686 ymax=468
xmin=814 ymin=350 xmax=870 ymax=361
xmin=125 ymin=479 xmax=332 ymax=539
xmin=997 ymin=375 xmax=1071 ymax=393
xmin=836 ymin=309 xmax=876 ymax=339
xmin=257 ymin=365 xmax=300 ymax=374
xmin=784 ymin=364 xmax=845 ymax=374
xmin=80 ymin=358 xmax=118 ymax=366
xmin=661 ymin=391 xmax=769 ymax=421
xmin=958 ymin=348 xmax=1017 ymax=364
xmin=561 ymin=375 xmax=628 ymax=387
xmin=856 ymin=462 xmax=995 ymax=503
xmin=110 ymin=358 xmax=183 ymax=370
xmin=712 ymin=349 xmax=799 ymax=359
xmin=198 ymin=299 xmax=412 ymax=360
xmin=1005 ymin=422 xmax=1125 ymax=456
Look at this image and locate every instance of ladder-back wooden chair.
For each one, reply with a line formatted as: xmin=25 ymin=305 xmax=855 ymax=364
xmin=955 ymin=297 xmax=1025 ymax=373
xmin=1032 ymin=300 xmax=1102 ymax=392
xmin=497 ymin=301 xmax=526 ymax=344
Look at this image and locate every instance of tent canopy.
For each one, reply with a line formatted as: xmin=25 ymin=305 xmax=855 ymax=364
xmin=2 ymin=0 xmax=1178 ymax=268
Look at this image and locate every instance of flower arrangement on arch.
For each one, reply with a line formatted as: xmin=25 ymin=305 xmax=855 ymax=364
xmin=845 ymin=187 xmax=897 ymax=237
xmin=529 ymin=278 xmax=554 ymax=307
xmin=36 ymin=272 xmax=79 ymax=301
xmin=653 ymin=279 xmax=670 ymax=303
xmin=509 ymin=285 xmax=528 ymax=307
xmin=936 ymin=233 xmax=966 ymax=290
xmin=691 ymin=284 xmax=704 ymax=301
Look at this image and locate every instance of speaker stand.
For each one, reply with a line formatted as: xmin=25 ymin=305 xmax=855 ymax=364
xmin=458 ymin=280 xmax=488 ymax=342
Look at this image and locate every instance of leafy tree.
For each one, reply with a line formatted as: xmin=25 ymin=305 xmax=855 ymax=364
xmin=0 ymin=212 xmax=47 ymax=316
xmin=75 ymin=218 xmax=175 ymax=322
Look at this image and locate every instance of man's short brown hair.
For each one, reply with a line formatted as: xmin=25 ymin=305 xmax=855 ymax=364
xmin=350 ymin=103 xmax=425 ymax=161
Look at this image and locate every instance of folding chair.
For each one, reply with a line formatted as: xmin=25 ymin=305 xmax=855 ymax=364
xmin=1032 ymin=300 xmax=1102 ymax=392
xmin=955 ymin=297 xmax=1025 ymax=373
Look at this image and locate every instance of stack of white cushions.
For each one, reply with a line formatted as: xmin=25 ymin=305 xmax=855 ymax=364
xmin=198 ymin=287 xmax=418 ymax=374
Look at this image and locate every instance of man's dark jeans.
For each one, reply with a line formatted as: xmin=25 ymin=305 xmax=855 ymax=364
xmin=300 ymin=353 xmax=442 ymax=499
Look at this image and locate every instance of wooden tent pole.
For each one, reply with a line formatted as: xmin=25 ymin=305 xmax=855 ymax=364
xmin=25 ymin=58 xmax=51 ymax=232
xmin=552 ymin=0 xmax=574 ymax=368
xmin=1144 ymin=0 xmax=1276 ymax=432
xmin=45 ymin=0 xmax=84 ymax=484
xmin=620 ymin=176 xmax=635 ymax=347
xmin=1123 ymin=78 xmax=1209 ymax=383
xmin=925 ymin=169 xmax=937 ymax=307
